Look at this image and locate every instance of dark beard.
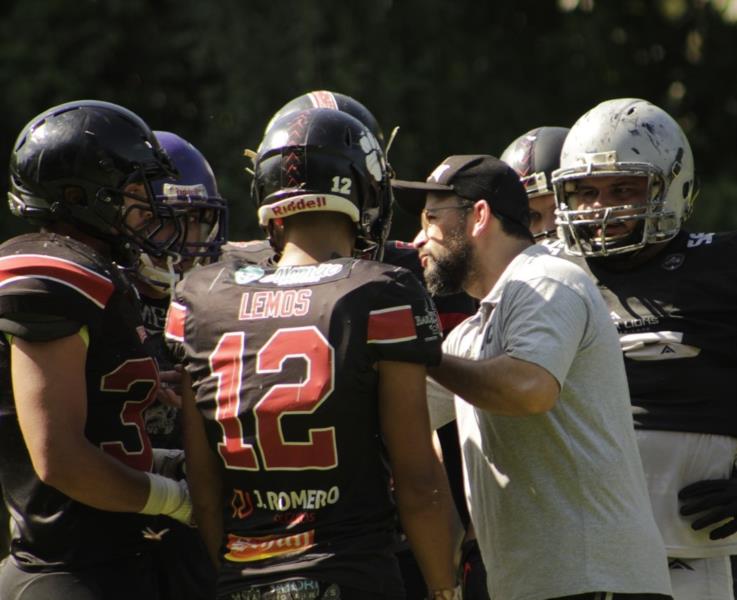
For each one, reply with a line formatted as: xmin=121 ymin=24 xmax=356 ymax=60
xmin=423 ymin=230 xmax=473 ymax=297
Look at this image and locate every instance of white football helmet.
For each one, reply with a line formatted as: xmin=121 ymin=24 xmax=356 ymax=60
xmin=552 ymin=98 xmax=697 ymax=257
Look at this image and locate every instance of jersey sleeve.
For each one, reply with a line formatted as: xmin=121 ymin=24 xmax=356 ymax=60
xmin=0 ymin=254 xmax=114 ymax=341
xmin=383 ymin=241 xmax=477 ymax=337
xmin=366 ymin=267 xmax=442 ymax=366
xmin=164 ymin=284 xmax=188 ymax=363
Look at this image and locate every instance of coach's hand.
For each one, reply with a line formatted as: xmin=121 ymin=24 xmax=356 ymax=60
xmin=679 ymin=478 xmax=737 ymax=540
xmin=152 ymin=448 xmax=186 ymax=480
xmin=157 ymin=367 xmax=183 ymax=408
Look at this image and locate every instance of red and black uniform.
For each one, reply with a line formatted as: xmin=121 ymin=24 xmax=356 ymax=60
xmin=0 ymin=234 xmax=157 ymax=573
xmin=167 ymin=255 xmax=442 ymax=597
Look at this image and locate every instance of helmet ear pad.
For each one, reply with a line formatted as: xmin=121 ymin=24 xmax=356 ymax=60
xmin=253 ymin=108 xmax=391 ymax=260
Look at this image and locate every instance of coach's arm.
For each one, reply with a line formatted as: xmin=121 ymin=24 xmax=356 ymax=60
xmin=429 ymin=353 xmax=559 ymax=416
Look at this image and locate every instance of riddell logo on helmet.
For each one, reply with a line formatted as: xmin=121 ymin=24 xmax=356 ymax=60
xmin=272 ymin=196 xmax=327 ymax=216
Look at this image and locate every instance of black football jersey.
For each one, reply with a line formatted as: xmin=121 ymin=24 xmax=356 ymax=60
xmin=219 ymin=240 xmax=277 ymax=267
xmin=137 ymin=290 xmax=181 ymax=449
xmin=167 ymin=256 xmax=442 ymax=594
xmin=0 ymin=233 xmax=157 ymax=569
xmin=546 ymin=231 xmax=737 ymax=436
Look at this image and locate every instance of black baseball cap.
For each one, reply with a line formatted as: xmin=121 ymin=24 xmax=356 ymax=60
xmin=392 ymin=154 xmax=530 ymax=228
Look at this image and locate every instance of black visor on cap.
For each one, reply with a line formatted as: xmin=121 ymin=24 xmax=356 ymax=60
xmin=391 ymin=154 xmax=531 ymax=230
xmin=391 ymin=155 xmax=487 ymax=216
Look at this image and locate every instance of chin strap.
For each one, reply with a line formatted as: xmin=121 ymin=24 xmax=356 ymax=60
xmin=137 ymin=253 xmax=181 ymax=296
xmin=533 ymin=229 xmax=558 ymax=242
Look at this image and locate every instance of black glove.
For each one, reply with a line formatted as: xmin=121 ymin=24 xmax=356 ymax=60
xmin=678 ymin=478 xmax=737 ymax=540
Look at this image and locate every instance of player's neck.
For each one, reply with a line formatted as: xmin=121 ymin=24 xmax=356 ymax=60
xmin=278 ymin=242 xmax=350 ymax=266
xmin=278 ymin=229 xmax=353 ymax=266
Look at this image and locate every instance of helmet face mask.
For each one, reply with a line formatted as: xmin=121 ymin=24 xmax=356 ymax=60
xmin=116 ymin=184 xmax=181 ymax=253
xmin=151 ymin=131 xmax=227 ymax=263
xmin=8 ymin=100 xmax=179 ymax=264
xmin=132 ymin=131 xmax=227 ymax=293
xmin=253 ymin=108 xmax=392 ymax=261
xmin=552 ymin=98 xmax=695 ymax=257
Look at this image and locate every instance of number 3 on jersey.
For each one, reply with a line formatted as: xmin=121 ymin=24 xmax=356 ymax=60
xmin=210 ymin=326 xmax=338 ymax=471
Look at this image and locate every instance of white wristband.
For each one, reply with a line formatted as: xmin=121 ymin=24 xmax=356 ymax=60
xmin=140 ymin=472 xmax=192 ymax=525
xmin=429 ymin=585 xmax=462 ymax=600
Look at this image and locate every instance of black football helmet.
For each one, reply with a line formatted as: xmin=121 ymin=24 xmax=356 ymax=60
xmin=8 ymin=100 xmax=179 ymax=263
xmin=264 ymin=90 xmax=386 ymax=149
xmin=501 ymin=126 xmax=569 ymax=199
xmin=253 ymin=107 xmax=391 ymax=260
xmin=501 ymin=126 xmax=569 ymax=240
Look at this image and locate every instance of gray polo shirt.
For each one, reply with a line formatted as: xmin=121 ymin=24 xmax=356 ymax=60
xmin=429 ymin=244 xmax=671 ymax=600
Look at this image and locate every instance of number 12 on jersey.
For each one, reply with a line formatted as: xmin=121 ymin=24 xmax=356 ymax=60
xmin=209 ymin=327 xmax=338 ymax=472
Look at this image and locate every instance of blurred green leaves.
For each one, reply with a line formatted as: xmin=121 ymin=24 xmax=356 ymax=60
xmin=0 ymin=0 xmax=735 ymax=243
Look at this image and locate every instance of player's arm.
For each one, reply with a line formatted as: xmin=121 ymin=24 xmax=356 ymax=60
xmin=379 ymin=359 xmax=463 ymax=595
xmin=11 ymin=332 xmax=154 ymax=511
xmin=181 ymin=370 xmax=223 ymax=567
xmin=428 ymin=353 xmax=559 ymax=416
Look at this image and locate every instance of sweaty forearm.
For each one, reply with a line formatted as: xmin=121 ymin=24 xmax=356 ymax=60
xmin=38 ymin=439 xmax=152 ymax=512
xmin=395 ymin=463 xmax=463 ymax=590
xmin=192 ymin=497 xmax=223 ymax=568
xmin=429 ymin=353 xmax=556 ymax=415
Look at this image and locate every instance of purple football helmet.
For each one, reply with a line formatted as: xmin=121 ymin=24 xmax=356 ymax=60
xmin=135 ymin=132 xmax=227 ymax=292
xmin=152 ymin=131 xmax=227 ymax=262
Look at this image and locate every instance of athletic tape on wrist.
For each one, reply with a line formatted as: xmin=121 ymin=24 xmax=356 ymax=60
xmin=140 ymin=472 xmax=191 ymax=524
xmin=429 ymin=585 xmax=462 ymax=600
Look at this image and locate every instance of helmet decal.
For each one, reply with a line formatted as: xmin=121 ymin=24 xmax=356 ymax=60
xmin=253 ymin=108 xmax=391 ymax=260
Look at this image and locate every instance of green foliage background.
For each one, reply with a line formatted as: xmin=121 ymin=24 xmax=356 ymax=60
xmin=1 ymin=0 xmax=735 ymax=243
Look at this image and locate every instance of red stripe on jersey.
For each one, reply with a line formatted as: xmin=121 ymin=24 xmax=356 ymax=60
xmin=165 ymin=301 xmax=186 ymax=342
xmin=0 ymin=254 xmax=114 ymax=309
xmin=367 ymin=305 xmax=417 ymax=343
xmin=439 ymin=311 xmax=470 ymax=335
